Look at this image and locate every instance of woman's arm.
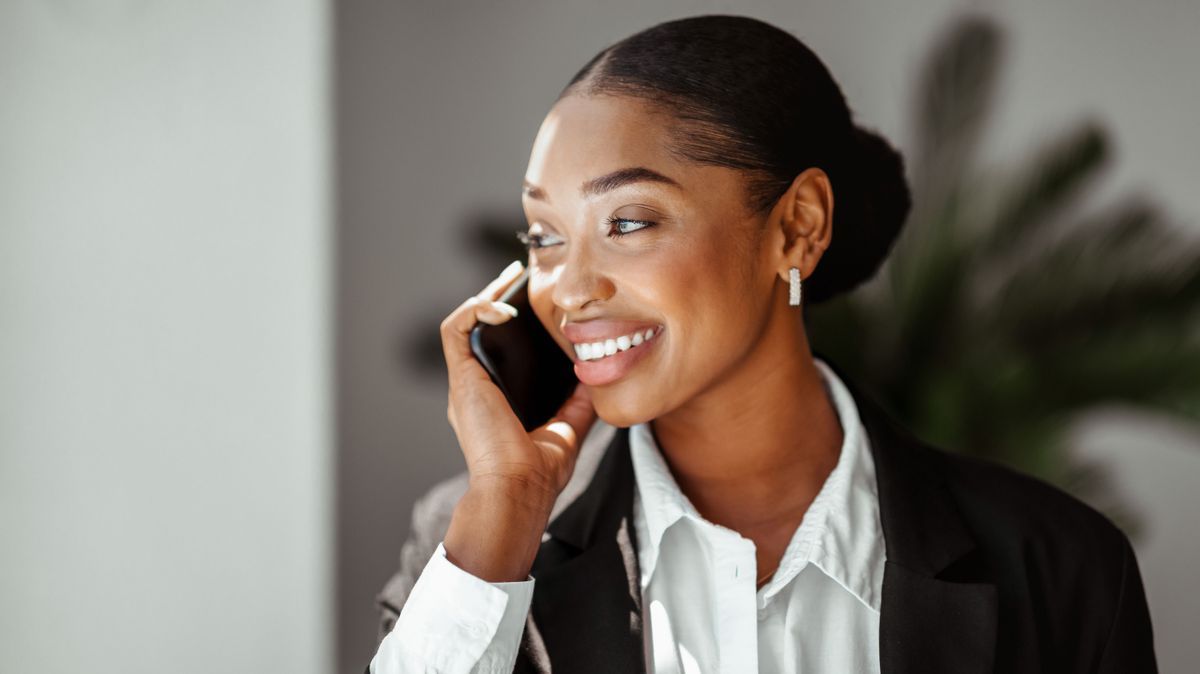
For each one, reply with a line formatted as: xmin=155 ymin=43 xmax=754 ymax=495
xmin=370 ymin=540 xmax=534 ymax=673
xmin=368 ymin=477 xmax=536 ymax=674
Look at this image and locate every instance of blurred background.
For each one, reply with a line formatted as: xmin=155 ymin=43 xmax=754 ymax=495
xmin=3 ymin=1 xmax=1197 ymax=673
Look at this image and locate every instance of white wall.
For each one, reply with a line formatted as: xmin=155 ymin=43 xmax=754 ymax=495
xmin=0 ymin=2 xmax=333 ymax=673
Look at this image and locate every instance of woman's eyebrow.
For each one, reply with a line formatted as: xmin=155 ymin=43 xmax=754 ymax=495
xmin=522 ymin=166 xmax=683 ymax=204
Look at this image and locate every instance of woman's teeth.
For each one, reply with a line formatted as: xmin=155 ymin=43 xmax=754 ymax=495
xmin=574 ymin=326 xmax=661 ymax=361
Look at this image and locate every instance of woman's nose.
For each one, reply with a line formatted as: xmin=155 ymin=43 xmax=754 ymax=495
xmin=550 ymin=250 xmax=616 ymax=313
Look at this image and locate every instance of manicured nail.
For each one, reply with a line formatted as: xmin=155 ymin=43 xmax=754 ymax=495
xmin=495 ymin=302 xmax=519 ymax=317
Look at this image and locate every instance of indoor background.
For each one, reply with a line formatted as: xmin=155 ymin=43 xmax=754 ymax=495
xmin=2 ymin=1 xmax=1197 ymax=673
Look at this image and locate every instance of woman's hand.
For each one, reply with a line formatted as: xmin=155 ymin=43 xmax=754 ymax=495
xmin=439 ymin=259 xmax=597 ymax=581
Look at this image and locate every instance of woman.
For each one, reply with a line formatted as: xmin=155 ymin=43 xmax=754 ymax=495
xmin=369 ymin=14 xmax=1156 ymax=674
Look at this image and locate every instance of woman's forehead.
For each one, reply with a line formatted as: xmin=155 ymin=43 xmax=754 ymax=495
xmin=530 ymin=96 xmax=672 ymax=165
xmin=524 ymin=96 xmax=719 ymax=206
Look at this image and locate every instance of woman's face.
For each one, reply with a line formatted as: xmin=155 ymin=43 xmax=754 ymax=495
xmin=522 ymin=93 xmax=785 ymax=427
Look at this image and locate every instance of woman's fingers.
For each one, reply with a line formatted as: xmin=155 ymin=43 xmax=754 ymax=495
xmin=478 ymin=259 xmax=526 ymax=302
xmin=543 ymin=382 xmax=595 ymax=444
xmin=440 ymin=260 xmax=525 ymax=376
xmin=477 ymin=300 xmax=520 ymax=325
xmin=530 ymin=381 xmax=596 ymax=491
xmin=436 ymin=258 xmax=590 ymax=498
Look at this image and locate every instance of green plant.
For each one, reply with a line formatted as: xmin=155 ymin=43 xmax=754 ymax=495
xmin=807 ymin=14 xmax=1200 ymax=538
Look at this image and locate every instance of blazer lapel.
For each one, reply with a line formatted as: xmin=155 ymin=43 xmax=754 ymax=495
xmin=820 ymin=356 xmax=999 ymax=674
xmin=523 ymin=424 xmax=647 ymax=674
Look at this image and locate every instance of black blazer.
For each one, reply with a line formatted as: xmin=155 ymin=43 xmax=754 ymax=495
xmin=373 ymin=358 xmax=1157 ymax=673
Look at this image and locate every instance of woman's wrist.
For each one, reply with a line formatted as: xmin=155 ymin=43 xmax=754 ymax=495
xmin=443 ymin=480 xmax=556 ymax=582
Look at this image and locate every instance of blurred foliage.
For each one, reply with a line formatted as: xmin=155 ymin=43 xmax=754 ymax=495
xmin=400 ymin=14 xmax=1200 ymax=539
xmin=807 ymin=14 xmax=1200 ymax=539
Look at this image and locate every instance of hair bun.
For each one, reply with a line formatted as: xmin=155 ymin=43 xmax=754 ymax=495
xmin=806 ymin=124 xmax=913 ymax=304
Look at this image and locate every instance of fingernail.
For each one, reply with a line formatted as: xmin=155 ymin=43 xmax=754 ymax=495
xmin=495 ymin=302 xmax=519 ymax=317
xmin=503 ymin=260 xmax=523 ymax=275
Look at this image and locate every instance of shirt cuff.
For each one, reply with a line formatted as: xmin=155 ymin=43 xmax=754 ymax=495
xmin=371 ymin=541 xmax=536 ymax=673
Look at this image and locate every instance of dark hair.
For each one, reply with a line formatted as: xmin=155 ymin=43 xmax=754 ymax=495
xmin=557 ymin=15 xmax=912 ymax=305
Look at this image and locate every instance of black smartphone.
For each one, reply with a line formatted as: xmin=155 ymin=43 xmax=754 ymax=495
xmin=469 ymin=266 xmax=579 ymax=432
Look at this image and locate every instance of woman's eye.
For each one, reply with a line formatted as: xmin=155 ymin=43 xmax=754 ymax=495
xmin=606 ymin=216 xmax=655 ymax=239
xmin=515 ymin=230 xmax=563 ymax=250
xmin=515 ymin=217 xmax=655 ymax=250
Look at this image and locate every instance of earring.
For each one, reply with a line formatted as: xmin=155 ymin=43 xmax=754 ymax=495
xmin=789 ymin=267 xmax=802 ymax=306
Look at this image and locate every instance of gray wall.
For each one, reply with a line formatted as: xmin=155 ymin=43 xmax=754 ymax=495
xmin=0 ymin=2 xmax=333 ymax=673
xmin=336 ymin=1 xmax=1200 ymax=672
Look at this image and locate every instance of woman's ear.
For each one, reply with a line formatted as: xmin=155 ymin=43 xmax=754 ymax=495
xmin=773 ymin=167 xmax=834 ymax=284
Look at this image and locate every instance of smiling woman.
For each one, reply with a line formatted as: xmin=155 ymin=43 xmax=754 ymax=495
xmin=369 ymin=13 xmax=1156 ymax=674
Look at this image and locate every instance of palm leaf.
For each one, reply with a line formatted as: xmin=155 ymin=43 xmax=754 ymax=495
xmin=974 ymin=121 xmax=1109 ymax=261
xmin=810 ymin=14 xmax=1200 ymax=538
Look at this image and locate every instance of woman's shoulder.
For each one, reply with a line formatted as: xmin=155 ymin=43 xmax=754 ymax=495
xmin=919 ymin=441 xmax=1156 ymax=669
xmin=913 ymin=438 xmax=1145 ymax=640
xmin=928 ymin=443 xmax=1133 ymax=560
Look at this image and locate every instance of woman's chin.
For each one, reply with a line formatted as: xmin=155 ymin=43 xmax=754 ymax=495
xmin=591 ymin=390 xmax=659 ymax=429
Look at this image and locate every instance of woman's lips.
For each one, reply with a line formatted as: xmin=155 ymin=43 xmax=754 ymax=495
xmin=562 ymin=318 xmax=662 ymax=344
xmin=572 ymin=326 xmax=663 ymax=386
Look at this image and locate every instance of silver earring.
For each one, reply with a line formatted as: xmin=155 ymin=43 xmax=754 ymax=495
xmin=788 ymin=267 xmax=802 ymax=306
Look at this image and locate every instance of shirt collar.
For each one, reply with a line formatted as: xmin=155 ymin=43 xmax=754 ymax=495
xmin=628 ymin=356 xmax=886 ymax=613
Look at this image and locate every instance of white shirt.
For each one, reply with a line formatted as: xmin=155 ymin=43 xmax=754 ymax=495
xmin=371 ymin=357 xmax=886 ymax=673
xmin=630 ymin=356 xmax=885 ymax=673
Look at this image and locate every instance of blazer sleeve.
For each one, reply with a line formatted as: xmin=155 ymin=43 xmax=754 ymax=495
xmin=1096 ymin=535 xmax=1158 ymax=673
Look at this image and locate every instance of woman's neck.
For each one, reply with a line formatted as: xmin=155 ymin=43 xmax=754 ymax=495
xmin=648 ymin=311 xmax=843 ymax=536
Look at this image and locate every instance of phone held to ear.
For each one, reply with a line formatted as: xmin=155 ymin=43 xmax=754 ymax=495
xmin=469 ymin=267 xmax=579 ymax=432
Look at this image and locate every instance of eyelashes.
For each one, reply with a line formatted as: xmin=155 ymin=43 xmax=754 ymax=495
xmin=514 ymin=230 xmax=540 ymax=249
xmin=515 ymin=216 xmax=655 ymax=251
xmin=604 ymin=215 xmax=655 ymax=239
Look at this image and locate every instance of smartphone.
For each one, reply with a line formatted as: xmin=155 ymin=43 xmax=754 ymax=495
xmin=469 ymin=266 xmax=579 ymax=432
